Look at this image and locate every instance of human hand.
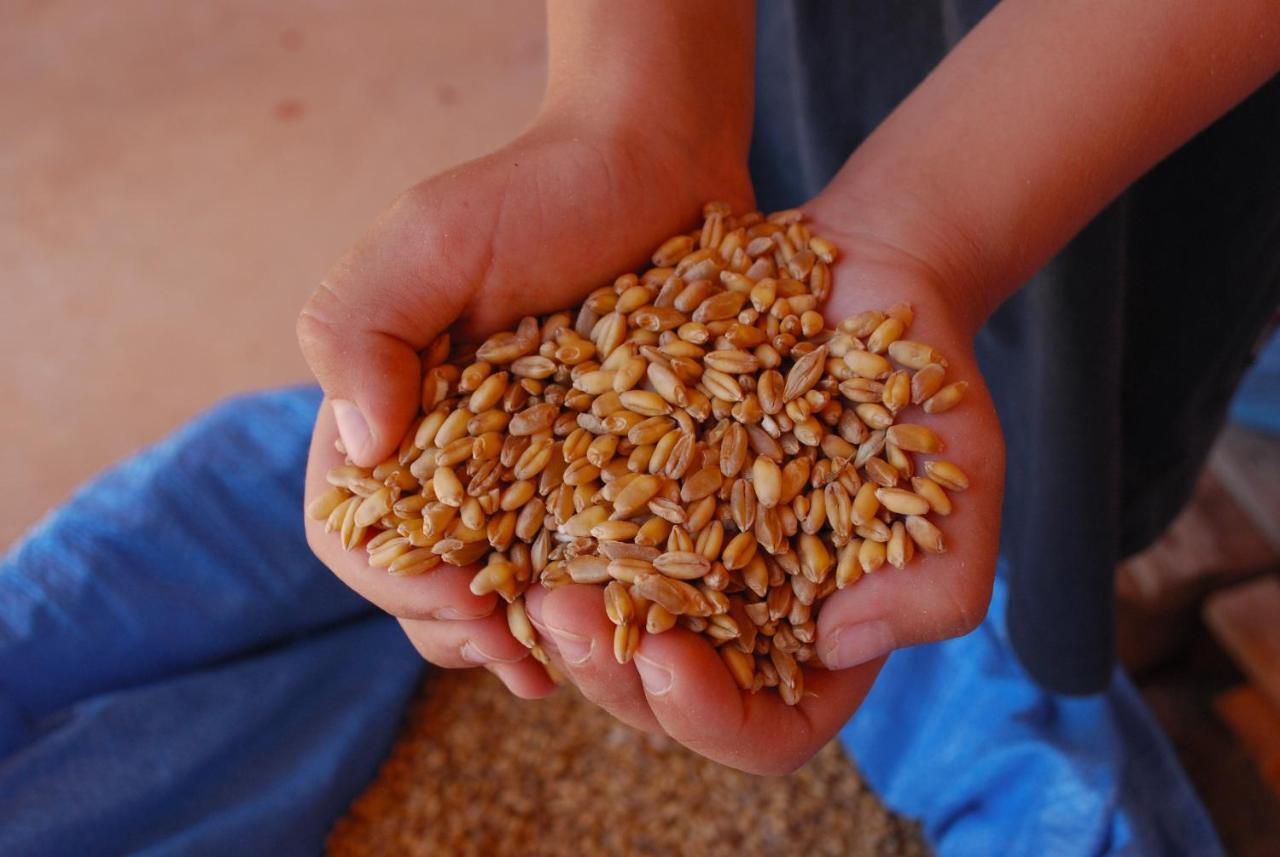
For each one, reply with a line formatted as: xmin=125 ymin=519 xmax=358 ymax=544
xmin=802 ymin=193 xmax=1005 ymax=674
xmin=299 ymin=111 xmax=753 ymax=699
xmin=523 ymin=191 xmax=1004 ymax=773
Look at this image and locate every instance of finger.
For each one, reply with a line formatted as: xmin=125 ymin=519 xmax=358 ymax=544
xmin=815 ymin=548 xmax=994 ymax=670
xmin=524 ymin=584 xmax=663 ymax=735
xmin=810 ymin=270 xmax=1005 ymax=669
xmin=634 ymin=629 xmax=882 ymax=775
xmin=485 ymin=659 xmax=558 ymax=700
xmin=304 ymin=402 xmax=498 ymax=621
xmin=400 ymin=614 xmax=556 ymax=699
xmin=814 ymin=380 xmax=1003 ymax=670
xmin=296 ymin=188 xmax=476 ymax=466
xmin=398 ymin=612 xmax=529 ymax=669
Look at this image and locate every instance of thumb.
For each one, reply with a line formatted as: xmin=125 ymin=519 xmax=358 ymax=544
xmin=297 ymin=192 xmax=473 ymax=466
xmin=815 ymin=562 xmax=994 ymax=671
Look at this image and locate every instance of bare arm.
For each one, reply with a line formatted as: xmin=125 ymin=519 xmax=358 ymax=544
xmin=543 ymin=0 xmax=755 ymax=169
xmin=818 ymin=0 xmax=1280 ymax=331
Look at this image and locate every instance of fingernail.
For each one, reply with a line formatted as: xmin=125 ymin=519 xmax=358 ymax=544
xmin=634 ymin=655 xmax=672 ymax=696
xmin=822 ymin=620 xmax=896 ymax=670
xmin=331 ymin=399 xmax=371 ymax=462
xmin=547 ymin=626 xmax=593 ymax=665
xmin=460 ymin=641 xmax=524 ymax=665
xmin=527 ymin=615 xmax=554 ymax=646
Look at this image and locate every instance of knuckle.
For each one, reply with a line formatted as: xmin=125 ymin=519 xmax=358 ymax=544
xmin=577 ymin=680 xmax=642 ymax=714
xmin=397 ymin=617 xmax=449 ymax=658
xmin=468 ymin=623 xmax=525 ymax=658
xmin=388 ymin=186 xmax=457 ymax=269
xmin=295 ymin=282 xmax=349 ymax=361
xmin=395 ymin=180 xmax=442 ymax=222
xmin=944 ymin=577 xmax=991 ymax=636
xmin=397 ymin=623 xmax=434 ymax=659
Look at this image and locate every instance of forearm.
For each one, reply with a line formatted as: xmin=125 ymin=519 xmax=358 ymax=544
xmin=542 ymin=0 xmax=755 ymax=163
xmin=823 ymin=0 xmax=1280 ymax=330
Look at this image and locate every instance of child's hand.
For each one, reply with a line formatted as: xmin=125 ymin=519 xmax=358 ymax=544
xmin=519 ymin=193 xmax=1005 ymax=773
xmin=299 ymin=114 xmax=752 ymax=698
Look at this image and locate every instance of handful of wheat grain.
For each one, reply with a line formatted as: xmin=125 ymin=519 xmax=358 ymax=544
xmin=307 ymin=203 xmax=969 ymax=704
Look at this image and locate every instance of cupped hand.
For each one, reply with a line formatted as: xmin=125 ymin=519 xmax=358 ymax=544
xmin=299 ymin=116 xmax=752 ymax=468
xmin=525 ymin=192 xmax=1004 ymax=774
xmin=300 ymin=118 xmax=1003 ymax=770
xmin=299 ymin=111 xmax=752 ymax=699
xmin=805 ymin=194 xmax=1005 ymax=673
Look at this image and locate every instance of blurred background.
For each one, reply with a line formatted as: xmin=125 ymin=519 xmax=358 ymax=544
xmin=1 ymin=0 xmax=546 ymax=549
xmin=3 ymin=2 xmax=1278 ymax=853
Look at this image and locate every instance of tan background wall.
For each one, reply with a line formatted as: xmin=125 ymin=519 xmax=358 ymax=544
xmin=1 ymin=0 xmax=547 ymax=547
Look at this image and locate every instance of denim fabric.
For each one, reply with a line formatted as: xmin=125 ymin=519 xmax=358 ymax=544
xmin=1 ymin=389 xmax=1223 ymax=854
xmin=0 ymin=389 xmax=423 ymax=855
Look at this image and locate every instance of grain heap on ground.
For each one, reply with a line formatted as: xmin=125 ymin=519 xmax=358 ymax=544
xmin=327 ymin=669 xmax=928 ymax=857
xmin=308 ymin=203 xmax=970 ymax=704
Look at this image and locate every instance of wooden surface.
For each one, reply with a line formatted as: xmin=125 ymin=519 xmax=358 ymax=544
xmin=1117 ymin=466 xmax=1277 ymax=612
xmin=1205 ymin=576 xmax=1280 ymax=713
xmin=1216 ymin=686 xmax=1280 ymax=798
xmin=1211 ymin=425 xmax=1280 ymax=552
xmin=1116 ymin=422 xmax=1280 ymax=674
xmin=1118 ymin=426 xmax=1280 ymax=852
xmin=1141 ymin=645 xmax=1280 ymax=857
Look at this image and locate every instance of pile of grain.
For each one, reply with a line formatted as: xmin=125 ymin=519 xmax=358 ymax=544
xmin=328 ymin=669 xmax=928 ymax=857
xmin=310 ymin=203 xmax=969 ymax=704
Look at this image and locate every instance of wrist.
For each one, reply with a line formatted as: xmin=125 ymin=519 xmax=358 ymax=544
xmin=528 ymin=97 xmax=754 ymax=215
xmin=806 ymin=175 xmax=1003 ymax=341
xmin=541 ymin=1 xmax=755 ymax=194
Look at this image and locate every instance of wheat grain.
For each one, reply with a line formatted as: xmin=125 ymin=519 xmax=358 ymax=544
xmin=318 ymin=204 xmax=973 ymax=705
xmin=923 ymin=381 xmax=968 ymax=414
xmin=910 ymin=363 xmax=946 ymax=405
xmin=922 ymin=459 xmax=969 ymax=492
